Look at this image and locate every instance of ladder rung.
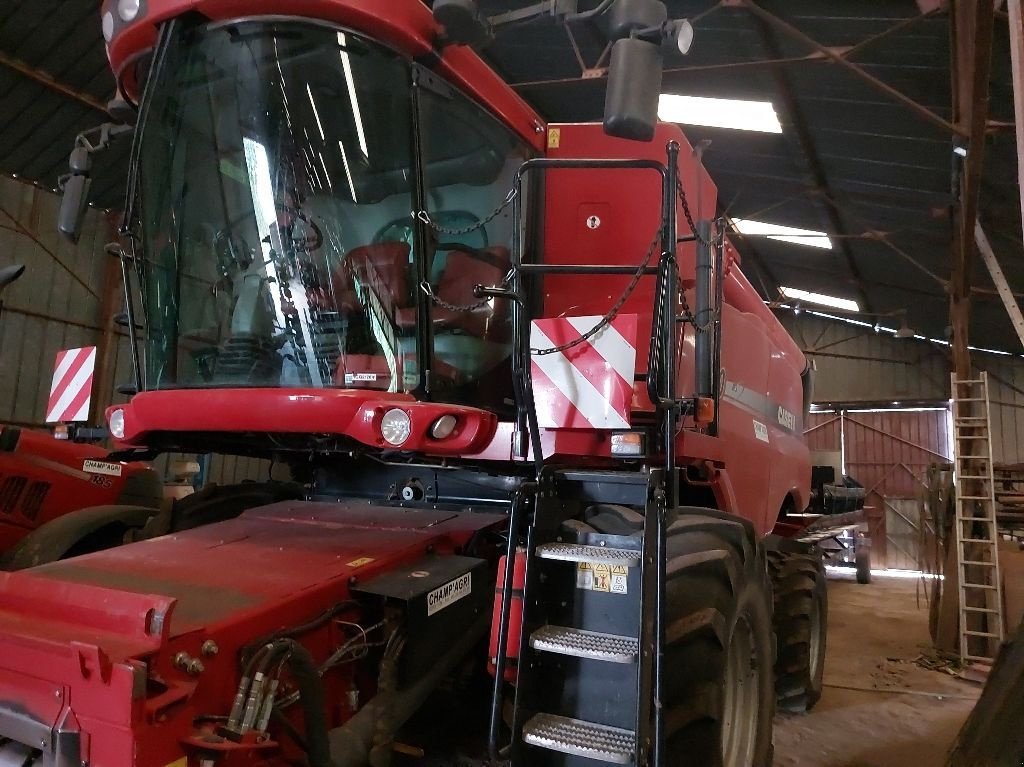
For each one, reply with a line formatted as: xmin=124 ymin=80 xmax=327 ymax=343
xmin=956 ymin=516 xmax=995 ymax=522
xmin=955 ymin=435 xmax=988 ymax=440
xmin=958 ymin=476 xmax=990 ymax=480
xmin=523 ymin=714 xmax=635 ymax=764
xmin=959 ymin=495 xmax=993 ymax=500
xmin=954 ymin=397 xmax=986 ymax=402
xmin=959 ymin=456 xmax=991 ymax=460
xmin=963 ymin=606 xmax=999 ymax=613
xmin=963 ymin=630 xmax=1001 ymax=638
xmin=961 ymin=583 xmax=998 ymax=590
xmin=954 ymin=378 xmax=986 ymax=384
xmin=960 ymin=560 xmax=996 ymax=566
xmin=962 ymin=538 xmax=995 ymax=543
xmin=536 ymin=543 xmax=641 ymax=567
xmin=530 ymin=626 xmax=639 ymax=663
xmin=964 ymin=653 xmax=998 ymax=662
xmin=956 ymin=416 xmax=988 ymax=422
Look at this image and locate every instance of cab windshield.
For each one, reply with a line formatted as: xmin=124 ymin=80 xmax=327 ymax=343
xmin=135 ymin=19 xmax=530 ymax=410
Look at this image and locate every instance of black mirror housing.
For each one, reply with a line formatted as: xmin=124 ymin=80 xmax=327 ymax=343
xmin=608 ymin=0 xmax=668 ymax=41
xmin=603 ymin=37 xmax=663 ymax=141
xmin=58 ymin=173 xmax=92 ymax=244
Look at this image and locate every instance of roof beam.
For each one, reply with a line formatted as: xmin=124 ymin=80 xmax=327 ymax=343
xmin=0 ymin=50 xmax=109 ymax=117
xmin=750 ymin=14 xmax=874 ymax=316
xmin=1007 ymin=0 xmax=1024 ymax=241
xmin=740 ymin=0 xmax=966 ymax=138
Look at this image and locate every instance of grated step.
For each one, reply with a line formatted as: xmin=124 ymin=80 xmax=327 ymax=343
xmin=536 ymin=543 xmax=640 ymax=567
xmin=523 ymin=713 xmax=635 ymax=764
xmin=530 ymin=625 xmax=639 ymax=663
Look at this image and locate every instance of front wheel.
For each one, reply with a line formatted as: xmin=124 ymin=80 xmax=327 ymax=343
xmin=768 ymin=549 xmax=828 ymax=713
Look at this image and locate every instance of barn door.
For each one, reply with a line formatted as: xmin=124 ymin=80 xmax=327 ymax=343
xmin=805 ymin=408 xmax=951 ymax=569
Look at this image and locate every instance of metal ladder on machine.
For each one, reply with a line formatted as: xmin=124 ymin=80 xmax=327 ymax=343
xmin=950 ymin=371 xmax=1004 ymax=663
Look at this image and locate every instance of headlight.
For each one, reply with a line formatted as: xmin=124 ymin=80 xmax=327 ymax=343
xmin=109 ymin=408 xmax=126 ymax=439
xmin=380 ymin=409 xmax=411 ymax=446
xmin=117 ymin=0 xmax=140 ymax=21
xmin=430 ymin=414 xmax=458 ymax=440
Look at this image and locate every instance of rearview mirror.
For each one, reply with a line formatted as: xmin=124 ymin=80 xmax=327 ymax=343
xmin=603 ymin=37 xmax=663 ymax=141
xmin=58 ymin=147 xmax=92 ymax=243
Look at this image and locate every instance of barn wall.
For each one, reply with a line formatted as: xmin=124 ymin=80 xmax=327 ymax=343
xmin=780 ymin=311 xmax=1024 ymax=464
xmin=0 ymin=178 xmax=269 ymax=486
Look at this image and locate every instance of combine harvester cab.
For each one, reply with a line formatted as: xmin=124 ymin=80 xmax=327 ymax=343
xmin=0 ymin=1 xmax=818 ymax=766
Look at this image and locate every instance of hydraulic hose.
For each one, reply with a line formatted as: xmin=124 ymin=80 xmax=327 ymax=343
xmin=328 ymin=614 xmax=488 ymax=767
xmin=279 ymin=640 xmax=335 ymax=767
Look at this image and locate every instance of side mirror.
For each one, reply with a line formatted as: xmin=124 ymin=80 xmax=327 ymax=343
xmin=433 ymin=0 xmax=491 ymax=46
xmin=0 ymin=264 xmax=25 ymax=292
xmin=603 ymin=37 xmax=663 ymax=141
xmin=58 ymin=147 xmax=93 ymax=243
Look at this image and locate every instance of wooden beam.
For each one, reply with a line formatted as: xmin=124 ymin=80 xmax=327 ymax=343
xmin=0 ymin=51 xmax=109 ymax=116
xmin=1008 ymin=0 xmax=1024 ymax=242
xmin=949 ymin=0 xmax=997 ymax=379
xmin=975 ymin=222 xmax=1024 ymax=350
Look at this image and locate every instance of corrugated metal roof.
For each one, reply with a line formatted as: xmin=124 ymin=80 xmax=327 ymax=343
xmin=0 ymin=0 xmax=1018 ymax=351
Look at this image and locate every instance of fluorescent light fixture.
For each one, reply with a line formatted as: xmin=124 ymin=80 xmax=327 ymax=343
xmin=732 ymin=218 xmax=832 ymax=250
xmin=659 ymin=94 xmax=782 ymax=134
xmin=307 ymin=84 xmax=325 ymax=142
xmin=780 ymin=286 xmax=859 ymax=312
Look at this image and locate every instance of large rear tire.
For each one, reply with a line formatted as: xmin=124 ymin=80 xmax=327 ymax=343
xmin=585 ymin=505 xmax=775 ymax=767
xmin=768 ymin=549 xmax=827 ymax=713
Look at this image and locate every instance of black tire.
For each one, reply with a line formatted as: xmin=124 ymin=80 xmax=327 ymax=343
xmin=768 ymin=549 xmax=827 ymax=713
xmin=855 ymin=546 xmax=871 ymax=584
xmin=585 ymin=505 xmax=775 ymax=767
xmin=170 ymin=481 xmax=303 ymax=532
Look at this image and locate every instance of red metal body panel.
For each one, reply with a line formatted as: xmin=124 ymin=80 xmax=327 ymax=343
xmin=102 ymin=0 xmax=545 ymax=152
xmin=0 ymin=502 xmax=505 ymax=767
xmin=110 ymin=389 xmax=498 ymax=456
xmin=542 ymin=124 xmax=810 ymax=533
xmin=0 ymin=427 xmax=156 ymax=551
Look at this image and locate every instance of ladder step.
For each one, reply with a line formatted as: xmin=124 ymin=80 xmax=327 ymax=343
xmin=958 ymin=476 xmax=991 ymax=480
xmin=963 ymin=630 xmax=1001 ymax=638
xmin=953 ymin=378 xmax=986 ymax=384
xmin=960 ymin=560 xmax=996 ymax=566
xmin=959 ymin=456 xmax=991 ymax=460
xmin=530 ymin=626 xmax=639 ymax=663
xmin=523 ymin=713 xmax=635 ymax=764
xmin=536 ymin=543 xmax=641 ymax=567
xmin=956 ymin=417 xmax=988 ymax=422
xmin=954 ymin=435 xmax=989 ymax=440
xmin=962 ymin=538 xmax=995 ymax=544
xmin=962 ymin=583 xmax=998 ymax=590
xmin=964 ymin=653 xmax=997 ymax=662
xmin=958 ymin=496 xmax=992 ymax=500
xmin=956 ymin=517 xmax=995 ymax=522
xmin=954 ymin=397 xmax=986 ymax=402
xmin=964 ymin=606 xmax=999 ymax=613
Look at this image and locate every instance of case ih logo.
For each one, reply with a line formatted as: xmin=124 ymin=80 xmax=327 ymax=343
xmin=530 ymin=314 xmax=638 ymax=430
xmin=46 ymin=347 xmax=97 ymax=423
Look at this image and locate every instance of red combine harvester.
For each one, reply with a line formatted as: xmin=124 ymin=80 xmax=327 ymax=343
xmin=0 ymin=1 xmax=824 ymax=765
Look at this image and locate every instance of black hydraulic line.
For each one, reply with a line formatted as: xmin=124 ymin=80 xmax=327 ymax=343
xmin=278 ymin=641 xmax=334 ymax=767
xmin=662 ymin=142 xmax=679 ymax=508
xmin=695 ymin=220 xmax=713 ymax=400
xmin=488 ymin=483 xmax=536 ymax=761
xmin=119 ymin=245 xmax=143 ymax=394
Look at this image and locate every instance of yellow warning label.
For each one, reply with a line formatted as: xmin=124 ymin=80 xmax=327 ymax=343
xmin=593 ymin=563 xmax=611 ymax=592
xmin=576 ymin=561 xmax=593 ymax=589
xmin=346 ymin=557 xmax=375 ymax=568
xmin=164 ymin=758 xmax=187 ymax=767
xmin=611 ymin=564 xmax=628 ymax=594
xmin=547 ymin=127 xmax=561 ymax=149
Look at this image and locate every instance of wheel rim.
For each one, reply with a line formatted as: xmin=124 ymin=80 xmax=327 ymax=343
xmin=808 ymin=585 xmax=824 ymax=682
xmin=720 ymin=614 xmax=760 ymax=767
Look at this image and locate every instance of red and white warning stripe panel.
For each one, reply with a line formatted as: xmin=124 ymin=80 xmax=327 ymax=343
xmin=46 ymin=346 xmax=97 ymax=423
xmin=530 ymin=315 xmax=638 ymax=429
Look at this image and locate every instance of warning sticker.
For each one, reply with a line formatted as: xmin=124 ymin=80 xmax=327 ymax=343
xmin=576 ymin=561 xmax=628 ymax=595
xmin=83 ymin=459 xmax=123 ymax=477
xmin=427 ymin=572 xmax=472 ymax=616
xmin=753 ymin=420 xmax=770 ymax=443
xmin=610 ymin=565 xmax=628 ymax=594
xmin=346 ymin=557 xmax=375 ymax=568
xmin=547 ymin=127 xmax=561 ymax=149
xmin=344 ymin=372 xmax=378 ymax=384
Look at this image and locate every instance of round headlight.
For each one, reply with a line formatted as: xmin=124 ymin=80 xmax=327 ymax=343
xmin=380 ymin=409 xmax=411 ymax=446
xmin=109 ymin=408 xmax=126 ymax=439
xmin=117 ymin=0 xmax=140 ymax=21
xmin=430 ymin=414 xmax=458 ymax=440
xmin=102 ymin=11 xmax=115 ymax=42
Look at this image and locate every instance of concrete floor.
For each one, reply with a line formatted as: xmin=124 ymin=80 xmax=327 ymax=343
xmin=773 ymin=570 xmax=982 ymax=767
